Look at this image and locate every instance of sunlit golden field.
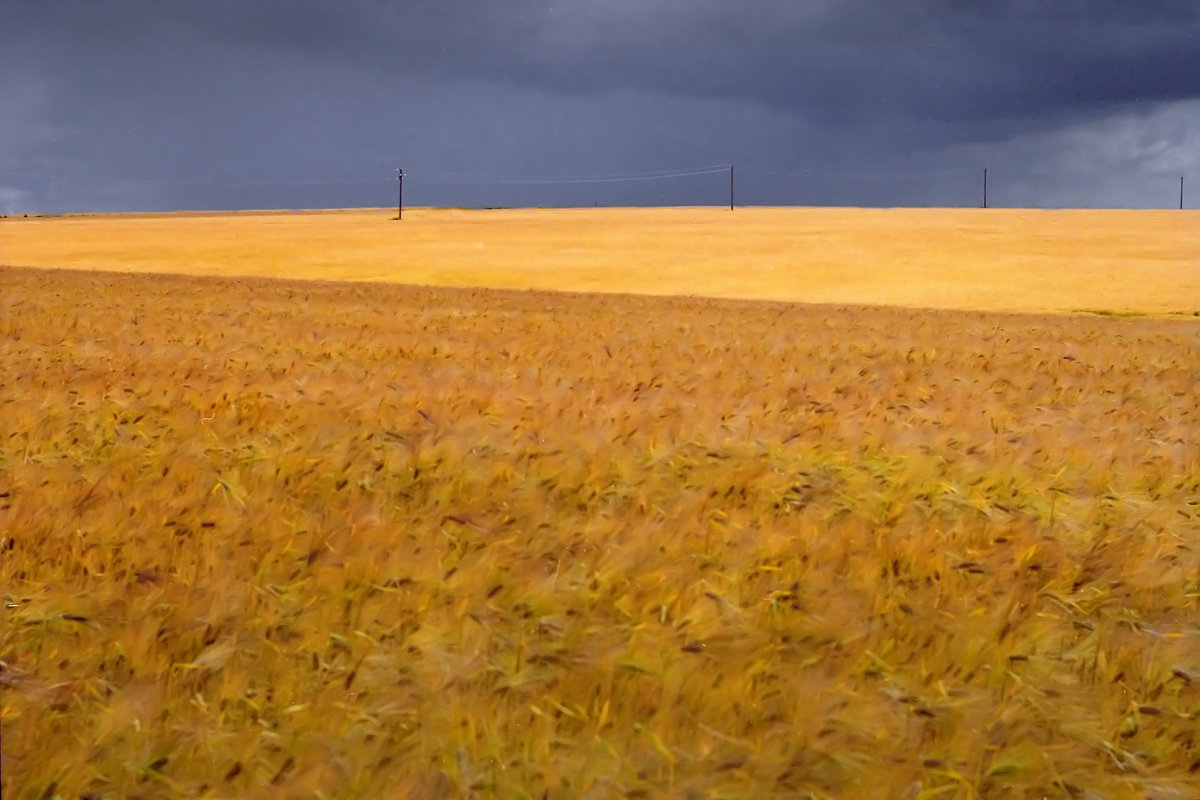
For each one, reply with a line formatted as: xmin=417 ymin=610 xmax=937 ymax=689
xmin=3 ymin=207 xmax=1199 ymax=313
xmin=2 ymin=258 xmax=1198 ymax=798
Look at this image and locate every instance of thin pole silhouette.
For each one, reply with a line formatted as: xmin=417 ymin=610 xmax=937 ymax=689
xmin=396 ymin=168 xmax=404 ymax=220
xmin=729 ymin=164 xmax=734 ymax=211
xmin=983 ymin=167 xmax=988 ymax=208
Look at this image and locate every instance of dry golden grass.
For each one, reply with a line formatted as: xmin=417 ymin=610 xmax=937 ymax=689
xmin=2 ymin=265 xmax=1198 ymax=799
xmin=3 ymin=207 xmax=1198 ymax=313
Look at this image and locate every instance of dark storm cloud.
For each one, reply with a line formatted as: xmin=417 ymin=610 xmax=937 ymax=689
xmin=2 ymin=0 xmax=1197 ymax=212
xmin=155 ymin=0 xmax=1200 ymax=130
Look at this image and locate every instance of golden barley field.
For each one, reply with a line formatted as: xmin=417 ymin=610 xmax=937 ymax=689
xmin=2 ymin=208 xmax=1199 ymax=799
xmin=3 ymin=207 xmax=1199 ymax=313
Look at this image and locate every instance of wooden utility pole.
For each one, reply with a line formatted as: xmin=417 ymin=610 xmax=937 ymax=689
xmin=729 ymin=164 xmax=735 ymax=211
xmin=397 ymin=168 xmax=404 ymax=220
xmin=1181 ymin=176 xmax=1185 ymax=210
xmin=983 ymin=167 xmax=988 ymax=209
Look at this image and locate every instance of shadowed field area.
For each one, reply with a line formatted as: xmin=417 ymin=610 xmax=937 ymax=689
xmin=2 ymin=266 xmax=1198 ymax=798
xmin=3 ymin=206 xmax=1199 ymax=314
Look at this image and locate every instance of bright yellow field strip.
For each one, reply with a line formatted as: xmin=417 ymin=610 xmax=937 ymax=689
xmin=3 ymin=206 xmax=1198 ymax=313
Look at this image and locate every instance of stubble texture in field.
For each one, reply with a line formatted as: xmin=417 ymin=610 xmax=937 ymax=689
xmin=2 ymin=266 xmax=1198 ymax=798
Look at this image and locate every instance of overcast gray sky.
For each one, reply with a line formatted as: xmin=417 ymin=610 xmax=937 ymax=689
xmin=2 ymin=0 xmax=1197 ymax=212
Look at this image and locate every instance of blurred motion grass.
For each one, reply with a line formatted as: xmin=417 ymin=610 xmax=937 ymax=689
xmin=2 ymin=266 xmax=1198 ymax=798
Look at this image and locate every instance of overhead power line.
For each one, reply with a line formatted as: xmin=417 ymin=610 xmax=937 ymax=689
xmin=0 ymin=175 xmax=390 ymax=188
xmin=0 ymin=164 xmax=732 ymax=189
xmin=410 ymin=164 xmax=731 ymax=185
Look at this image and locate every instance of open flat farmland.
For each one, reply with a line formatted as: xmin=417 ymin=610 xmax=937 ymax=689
xmin=3 ymin=207 xmax=1199 ymax=314
xmin=2 ymin=263 xmax=1198 ymax=799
